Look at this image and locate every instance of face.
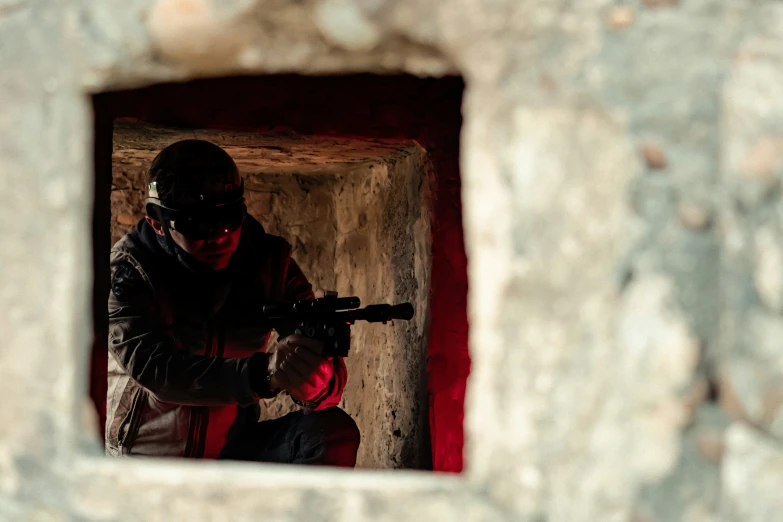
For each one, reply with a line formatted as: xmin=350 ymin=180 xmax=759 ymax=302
xmin=146 ymin=216 xmax=242 ymax=270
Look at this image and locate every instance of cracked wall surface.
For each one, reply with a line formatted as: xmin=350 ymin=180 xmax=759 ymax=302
xmin=3 ymin=0 xmax=783 ymax=520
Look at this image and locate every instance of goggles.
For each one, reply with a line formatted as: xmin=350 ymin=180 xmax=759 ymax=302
xmin=162 ymin=201 xmax=246 ymax=240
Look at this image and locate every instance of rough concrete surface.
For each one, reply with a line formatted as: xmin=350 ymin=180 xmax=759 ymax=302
xmin=333 ymin=151 xmax=432 ymax=469
xmin=722 ymin=423 xmax=783 ymax=522
xmin=3 ymin=0 xmax=783 ymax=520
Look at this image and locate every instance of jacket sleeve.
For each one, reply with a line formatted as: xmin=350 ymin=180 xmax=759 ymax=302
xmin=108 ymin=256 xmax=268 ymax=407
xmin=280 ymin=250 xmax=348 ymax=411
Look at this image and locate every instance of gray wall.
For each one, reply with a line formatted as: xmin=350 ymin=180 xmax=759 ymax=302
xmin=7 ymin=0 xmax=783 ymax=520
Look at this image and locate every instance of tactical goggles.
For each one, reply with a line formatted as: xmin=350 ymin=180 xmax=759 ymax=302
xmin=162 ymin=202 xmax=246 ymax=239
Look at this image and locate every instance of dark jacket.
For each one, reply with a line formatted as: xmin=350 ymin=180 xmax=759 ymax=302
xmin=105 ymin=216 xmax=347 ymax=457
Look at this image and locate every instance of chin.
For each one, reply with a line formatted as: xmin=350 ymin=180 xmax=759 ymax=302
xmin=205 ymin=262 xmax=227 ymax=271
xmin=200 ymin=252 xmax=234 ymax=270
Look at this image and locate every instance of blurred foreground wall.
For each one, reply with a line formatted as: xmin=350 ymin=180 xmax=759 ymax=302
xmin=1 ymin=0 xmax=782 ymax=521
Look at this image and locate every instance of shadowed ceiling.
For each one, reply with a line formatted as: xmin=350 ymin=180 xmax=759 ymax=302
xmin=113 ymin=121 xmax=418 ymax=175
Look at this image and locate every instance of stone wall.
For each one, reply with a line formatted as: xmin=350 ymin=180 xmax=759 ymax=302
xmin=333 ymin=151 xmax=432 ymax=469
xmin=5 ymin=0 xmax=783 ymax=520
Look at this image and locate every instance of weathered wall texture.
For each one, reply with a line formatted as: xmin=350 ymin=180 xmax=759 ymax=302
xmin=718 ymin=5 xmax=783 ymax=519
xmin=334 ymin=151 xmax=432 ymax=469
xmin=109 ymin=125 xmax=430 ymax=469
xmin=5 ymin=0 xmax=783 ymax=521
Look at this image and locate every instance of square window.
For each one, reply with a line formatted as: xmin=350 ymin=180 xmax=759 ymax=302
xmin=88 ymin=75 xmax=468 ymax=472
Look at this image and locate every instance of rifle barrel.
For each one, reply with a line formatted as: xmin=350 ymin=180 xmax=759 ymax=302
xmin=340 ymin=303 xmax=414 ymax=323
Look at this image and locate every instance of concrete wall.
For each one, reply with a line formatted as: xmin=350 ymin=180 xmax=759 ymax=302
xmin=5 ymin=0 xmax=783 ymax=521
xmin=333 ymin=150 xmax=432 ymax=469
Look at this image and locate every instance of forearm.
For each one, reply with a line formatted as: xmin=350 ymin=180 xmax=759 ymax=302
xmin=110 ymin=332 xmax=261 ymax=406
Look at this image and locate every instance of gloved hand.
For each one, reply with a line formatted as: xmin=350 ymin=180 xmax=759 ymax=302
xmin=266 ymin=334 xmax=334 ymax=403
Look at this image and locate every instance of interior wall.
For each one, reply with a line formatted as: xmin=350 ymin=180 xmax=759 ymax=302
xmin=242 ymin=173 xmax=339 ymax=292
xmin=333 ymin=148 xmax=432 ymax=469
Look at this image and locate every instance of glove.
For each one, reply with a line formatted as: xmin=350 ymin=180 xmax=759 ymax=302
xmin=266 ymin=334 xmax=334 ymax=403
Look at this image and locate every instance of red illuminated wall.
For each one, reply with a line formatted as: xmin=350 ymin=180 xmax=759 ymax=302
xmin=92 ymin=75 xmax=468 ymax=472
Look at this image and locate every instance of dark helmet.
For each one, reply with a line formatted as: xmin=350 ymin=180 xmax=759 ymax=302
xmin=146 ymin=140 xmax=246 ymax=239
xmin=146 ymin=139 xmax=244 ymax=211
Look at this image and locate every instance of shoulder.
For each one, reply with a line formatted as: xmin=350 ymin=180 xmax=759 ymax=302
xmin=110 ymin=230 xmax=145 ymax=266
xmin=242 ymin=215 xmax=293 ymax=258
xmin=263 ymin=234 xmax=293 ymax=258
xmin=237 ymin=217 xmax=308 ymax=297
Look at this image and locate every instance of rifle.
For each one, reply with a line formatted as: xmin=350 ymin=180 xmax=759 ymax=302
xmin=261 ymin=291 xmax=414 ymax=357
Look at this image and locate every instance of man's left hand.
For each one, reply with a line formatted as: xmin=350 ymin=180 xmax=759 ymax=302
xmin=267 ymin=335 xmax=334 ymax=403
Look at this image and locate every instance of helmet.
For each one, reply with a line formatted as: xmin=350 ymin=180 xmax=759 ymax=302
xmin=145 ymin=140 xmax=246 ymax=239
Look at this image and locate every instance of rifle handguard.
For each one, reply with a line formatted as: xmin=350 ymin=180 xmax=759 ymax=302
xmin=261 ymin=293 xmax=414 ymax=357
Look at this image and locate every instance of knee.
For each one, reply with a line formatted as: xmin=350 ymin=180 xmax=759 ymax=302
xmin=296 ymin=408 xmax=360 ymax=467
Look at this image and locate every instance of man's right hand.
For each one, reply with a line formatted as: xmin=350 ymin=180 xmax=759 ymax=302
xmin=266 ymin=334 xmax=334 ymax=403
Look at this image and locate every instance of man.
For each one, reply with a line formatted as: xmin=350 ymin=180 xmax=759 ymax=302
xmin=105 ymin=139 xmax=359 ymax=466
